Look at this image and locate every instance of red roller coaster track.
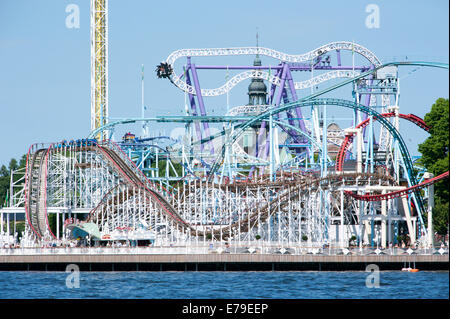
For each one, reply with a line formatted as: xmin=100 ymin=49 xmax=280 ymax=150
xmin=335 ymin=112 xmax=431 ymax=172
xmin=345 ymin=171 xmax=449 ymax=201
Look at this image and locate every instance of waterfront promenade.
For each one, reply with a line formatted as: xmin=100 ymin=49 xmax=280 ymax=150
xmin=0 ymin=245 xmax=448 ymax=271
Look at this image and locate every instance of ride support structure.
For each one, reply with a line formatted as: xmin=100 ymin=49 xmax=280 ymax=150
xmin=1 ymin=41 xmax=448 ymax=251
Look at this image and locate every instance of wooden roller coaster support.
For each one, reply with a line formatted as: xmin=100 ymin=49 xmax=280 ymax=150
xmin=363 ymin=185 xmax=415 ymax=247
xmin=92 ymin=144 xmax=188 ymax=229
xmin=336 ymin=111 xmax=433 ymax=245
xmin=346 ymin=171 xmax=449 ymax=247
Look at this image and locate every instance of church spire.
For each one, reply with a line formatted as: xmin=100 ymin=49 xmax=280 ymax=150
xmin=256 ymin=28 xmax=259 ymax=58
xmin=253 ymin=28 xmax=261 ymax=67
xmin=247 ymin=29 xmax=267 ymax=105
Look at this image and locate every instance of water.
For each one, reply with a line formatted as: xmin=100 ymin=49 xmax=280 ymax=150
xmin=0 ymin=271 xmax=447 ymax=299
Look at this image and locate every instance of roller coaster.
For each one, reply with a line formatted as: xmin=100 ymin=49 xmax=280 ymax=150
xmin=2 ymin=41 xmax=448 ymax=251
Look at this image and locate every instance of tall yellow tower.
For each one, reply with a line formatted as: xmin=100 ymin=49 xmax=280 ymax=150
xmin=90 ymin=0 xmax=108 ymax=140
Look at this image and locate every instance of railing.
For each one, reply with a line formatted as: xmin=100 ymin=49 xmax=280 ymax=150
xmin=0 ymin=245 xmax=447 ymax=256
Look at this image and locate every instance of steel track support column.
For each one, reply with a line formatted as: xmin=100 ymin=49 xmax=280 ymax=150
xmin=425 ymin=172 xmax=435 ymax=248
xmin=387 ymin=199 xmax=392 ymax=248
xmin=324 ymin=189 xmax=329 ymax=245
xmin=401 ymin=195 xmax=416 ymax=246
xmin=56 ymin=212 xmax=60 ymax=240
xmin=321 ymin=103 xmax=328 ymax=178
xmin=269 ymin=111 xmax=275 ymax=182
xmin=356 ymin=128 xmax=363 ymax=173
xmin=368 ymin=115 xmax=374 ymax=173
xmin=263 ymin=64 xmax=289 ymax=163
xmin=340 ymin=190 xmax=345 ymax=248
xmin=285 ymin=66 xmax=308 ymax=135
xmin=274 ymin=64 xmax=288 ymax=112
xmin=360 ymin=65 xmax=375 ymax=138
xmin=190 ymin=63 xmax=214 ymax=155
xmin=185 ymin=63 xmax=203 ymax=145
xmin=352 ymin=83 xmax=360 ymax=159
xmin=381 ymin=191 xmax=387 ymax=249
xmin=282 ymin=89 xmax=297 ymax=130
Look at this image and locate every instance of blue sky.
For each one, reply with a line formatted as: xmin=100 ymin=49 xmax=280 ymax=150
xmin=0 ymin=0 xmax=448 ymax=166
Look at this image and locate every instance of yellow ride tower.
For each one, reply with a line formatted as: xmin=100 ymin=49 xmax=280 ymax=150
xmin=90 ymin=0 xmax=108 ymax=140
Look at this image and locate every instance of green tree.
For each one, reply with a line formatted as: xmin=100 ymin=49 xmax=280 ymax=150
xmin=0 ymin=155 xmax=27 ymax=207
xmin=0 ymin=165 xmax=11 ymax=206
xmin=418 ymin=98 xmax=449 ymax=235
xmin=433 ymin=198 xmax=449 ymax=235
xmin=8 ymin=158 xmax=18 ymax=172
xmin=19 ymin=154 xmax=27 ymax=168
xmin=0 ymin=165 xmax=8 ymax=177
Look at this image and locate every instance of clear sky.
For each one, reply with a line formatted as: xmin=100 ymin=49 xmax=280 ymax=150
xmin=0 ymin=0 xmax=448 ymax=166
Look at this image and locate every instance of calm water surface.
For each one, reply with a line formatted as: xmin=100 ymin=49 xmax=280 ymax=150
xmin=0 ymin=271 xmax=447 ymax=299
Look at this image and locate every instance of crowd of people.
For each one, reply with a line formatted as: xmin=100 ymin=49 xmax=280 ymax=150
xmin=0 ymin=237 xmax=155 ymax=250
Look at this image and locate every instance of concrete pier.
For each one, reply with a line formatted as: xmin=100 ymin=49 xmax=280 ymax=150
xmin=0 ymin=254 xmax=447 ymax=271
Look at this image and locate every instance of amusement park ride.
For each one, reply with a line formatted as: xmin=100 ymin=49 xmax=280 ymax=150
xmin=0 ymin=0 xmax=448 ymax=251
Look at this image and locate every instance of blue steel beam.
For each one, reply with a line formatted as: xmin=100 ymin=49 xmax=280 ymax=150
xmin=207 ymin=97 xmax=425 ymax=216
xmin=207 ymin=60 xmax=449 ymax=179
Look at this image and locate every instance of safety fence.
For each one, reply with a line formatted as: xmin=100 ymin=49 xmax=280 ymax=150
xmin=0 ymin=245 xmax=447 ymax=256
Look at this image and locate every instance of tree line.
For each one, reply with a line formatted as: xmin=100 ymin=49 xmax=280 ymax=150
xmin=418 ymin=98 xmax=449 ymax=235
xmin=0 ymin=154 xmax=26 ymax=207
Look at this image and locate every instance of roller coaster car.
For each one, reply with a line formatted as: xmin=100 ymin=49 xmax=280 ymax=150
xmin=122 ymin=132 xmax=136 ymax=142
xmin=57 ymin=140 xmax=67 ymax=148
xmin=156 ymin=62 xmax=173 ymax=78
